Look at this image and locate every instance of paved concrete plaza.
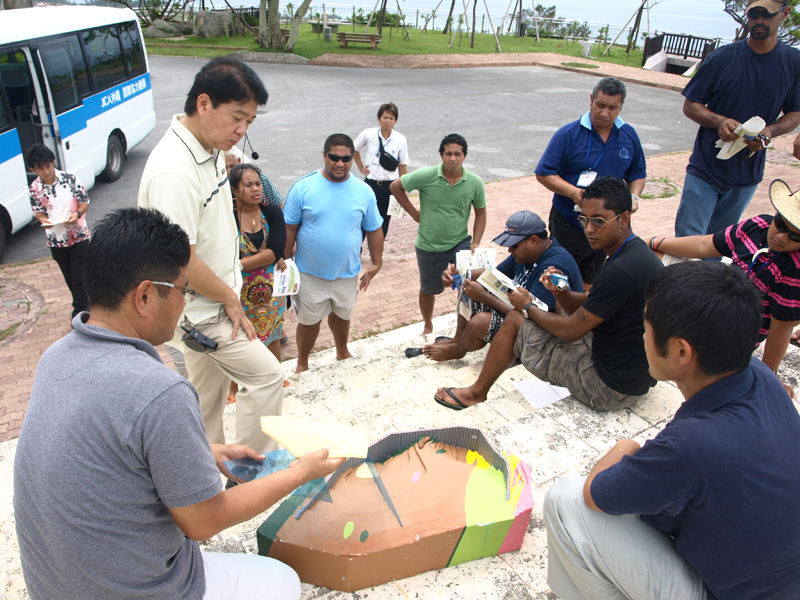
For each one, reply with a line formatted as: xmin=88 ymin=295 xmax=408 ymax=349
xmin=2 ymin=52 xmax=800 ymax=599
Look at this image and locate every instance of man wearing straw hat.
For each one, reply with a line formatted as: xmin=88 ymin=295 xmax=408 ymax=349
xmin=650 ymin=179 xmax=800 ymax=397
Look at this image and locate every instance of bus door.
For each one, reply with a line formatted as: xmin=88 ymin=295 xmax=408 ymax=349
xmin=0 ymin=46 xmax=57 ymax=165
xmin=0 ymin=45 xmax=55 ymax=237
xmin=33 ymin=37 xmax=95 ymax=189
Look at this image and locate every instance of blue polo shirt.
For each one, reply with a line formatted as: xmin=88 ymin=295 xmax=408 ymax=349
xmin=535 ymin=112 xmax=646 ymax=230
xmin=591 ymin=358 xmax=800 ymax=599
xmin=285 ymin=170 xmax=383 ymax=280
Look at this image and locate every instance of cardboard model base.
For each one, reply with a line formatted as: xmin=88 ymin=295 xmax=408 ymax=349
xmin=257 ymin=427 xmax=533 ymax=592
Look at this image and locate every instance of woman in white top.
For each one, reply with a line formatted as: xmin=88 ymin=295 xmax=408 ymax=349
xmin=353 ymin=102 xmax=410 ymax=239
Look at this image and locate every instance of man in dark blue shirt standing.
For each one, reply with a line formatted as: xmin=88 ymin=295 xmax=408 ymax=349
xmin=674 ymin=0 xmax=800 ymax=238
xmin=544 ymin=261 xmax=800 ymax=600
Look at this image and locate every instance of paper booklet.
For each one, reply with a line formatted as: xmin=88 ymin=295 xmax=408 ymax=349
xmin=455 ymin=248 xmax=496 ymax=277
xmin=387 ymin=195 xmax=405 ymax=218
xmin=41 ymin=218 xmax=69 ymax=227
xmin=273 ymin=258 xmax=300 ymax=296
xmin=477 ymin=266 xmax=548 ymax=311
xmin=715 ymin=116 xmax=766 ymax=160
xmin=455 ymin=248 xmax=497 ymax=319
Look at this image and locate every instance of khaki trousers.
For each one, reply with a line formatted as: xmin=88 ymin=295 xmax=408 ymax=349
xmin=183 ymin=313 xmax=283 ymax=454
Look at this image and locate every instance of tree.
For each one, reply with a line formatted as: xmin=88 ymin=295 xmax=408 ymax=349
xmin=257 ymin=0 xmax=283 ymax=49
xmin=521 ymin=4 xmax=558 ymax=38
xmin=2 ymin=0 xmax=34 ymax=9
xmin=283 ymin=0 xmax=313 ymax=52
xmin=470 ymin=0 xmax=476 ymax=47
xmin=723 ymin=0 xmax=800 ymax=45
xmin=110 ymin=0 xmax=193 ymax=27
xmin=443 ymin=0 xmax=456 ymax=34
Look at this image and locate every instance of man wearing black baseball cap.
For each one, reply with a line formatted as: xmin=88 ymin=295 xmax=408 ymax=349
xmin=434 ymin=177 xmax=662 ymax=411
xmin=416 ymin=210 xmax=581 ymax=362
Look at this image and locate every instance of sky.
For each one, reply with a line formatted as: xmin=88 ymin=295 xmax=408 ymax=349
xmin=279 ymin=0 xmax=739 ymax=41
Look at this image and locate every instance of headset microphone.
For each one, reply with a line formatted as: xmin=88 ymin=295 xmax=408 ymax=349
xmin=243 ymin=134 xmax=259 ymax=160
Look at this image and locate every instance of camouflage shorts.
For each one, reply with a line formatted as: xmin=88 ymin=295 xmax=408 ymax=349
xmin=513 ymin=320 xmax=641 ymax=411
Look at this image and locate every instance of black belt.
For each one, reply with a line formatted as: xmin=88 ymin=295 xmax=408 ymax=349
xmin=365 ymin=178 xmax=393 ymax=186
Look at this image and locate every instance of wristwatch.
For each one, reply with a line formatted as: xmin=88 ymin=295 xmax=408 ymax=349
xmin=521 ymin=302 xmax=535 ymax=319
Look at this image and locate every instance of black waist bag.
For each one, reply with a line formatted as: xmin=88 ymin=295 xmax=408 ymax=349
xmin=378 ymin=135 xmax=400 ymax=172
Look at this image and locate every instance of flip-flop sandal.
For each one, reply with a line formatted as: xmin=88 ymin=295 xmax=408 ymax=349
xmin=226 ymin=394 xmax=236 ymax=405
xmin=405 ymin=347 xmax=423 ymax=358
xmin=435 ymin=336 xmax=452 ymax=342
xmin=791 ymin=337 xmax=800 ymax=348
xmin=433 ymin=387 xmax=468 ymax=411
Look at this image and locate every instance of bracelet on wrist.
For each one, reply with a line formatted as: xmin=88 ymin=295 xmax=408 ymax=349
xmin=649 ymin=236 xmax=664 ymax=251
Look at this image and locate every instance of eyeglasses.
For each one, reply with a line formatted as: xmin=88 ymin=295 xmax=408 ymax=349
xmin=326 ymin=153 xmax=353 ymax=163
xmin=747 ymin=5 xmax=783 ymax=19
xmin=577 ymin=213 xmax=622 ymax=229
xmin=148 ymin=281 xmax=197 ymax=298
xmin=773 ymin=213 xmax=800 ymax=242
xmin=509 ymin=236 xmax=531 ymax=251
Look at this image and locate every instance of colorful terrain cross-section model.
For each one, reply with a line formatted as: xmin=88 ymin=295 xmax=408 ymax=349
xmin=257 ymin=426 xmax=533 ymax=592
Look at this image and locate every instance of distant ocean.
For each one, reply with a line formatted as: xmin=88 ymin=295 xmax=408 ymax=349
xmin=239 ymin=0 xmax=737 ymax=41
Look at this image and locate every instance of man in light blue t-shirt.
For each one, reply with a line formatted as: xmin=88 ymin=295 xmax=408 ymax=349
xmin=285 ymin=133 xmax=384 ymax=373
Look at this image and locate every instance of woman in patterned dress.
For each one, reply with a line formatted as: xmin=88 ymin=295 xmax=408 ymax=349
xmin=230 ymin=163 xmax=287 ymax=361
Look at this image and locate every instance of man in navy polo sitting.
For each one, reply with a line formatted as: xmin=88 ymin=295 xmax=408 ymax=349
xmin=544 ymin=261 xmax=800 ymax=600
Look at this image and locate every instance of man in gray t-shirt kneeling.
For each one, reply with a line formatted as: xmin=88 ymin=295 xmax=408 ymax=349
xmin=13 ymin=208 xmax=343 ymax=600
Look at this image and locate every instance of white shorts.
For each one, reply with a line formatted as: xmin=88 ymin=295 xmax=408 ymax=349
xmin=201 ymin=551 xmax=300 ymax=600
xmin=294 ymin=272 xmax=358 ymax=325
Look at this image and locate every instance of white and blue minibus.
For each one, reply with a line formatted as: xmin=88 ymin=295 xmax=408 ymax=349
xmin=0 ymin=5 xmax=156 ymax=259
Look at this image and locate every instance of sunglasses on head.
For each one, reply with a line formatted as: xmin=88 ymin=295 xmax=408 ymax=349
xmin=774 ymin=213 xmax=800 ymax=242
xmin=326 ymin=153 xmax=353 ymax=163
xmin=577 ymin=213 xmax=622 ymax=229
xmin=747 ymin=5 xmax=784 ymax=19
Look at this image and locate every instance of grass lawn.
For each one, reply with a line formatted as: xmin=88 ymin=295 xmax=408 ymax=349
xmin=146 ymin=23 xmax=645 ymax=66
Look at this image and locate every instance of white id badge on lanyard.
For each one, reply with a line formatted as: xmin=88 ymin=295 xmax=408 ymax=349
xmin=577 ymin=170 xmax=597 ymax=188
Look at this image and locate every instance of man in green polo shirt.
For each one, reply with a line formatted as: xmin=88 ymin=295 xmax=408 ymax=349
xmin=391 ymin=133 xmax=487 ymax=335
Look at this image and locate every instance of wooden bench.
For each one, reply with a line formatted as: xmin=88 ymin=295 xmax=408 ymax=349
xmin=337 ymin=32 xmax=381 ymax=50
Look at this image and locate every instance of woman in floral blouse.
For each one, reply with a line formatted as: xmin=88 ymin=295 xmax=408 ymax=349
xmin=27 ymin=144 xmax=90 ymax=319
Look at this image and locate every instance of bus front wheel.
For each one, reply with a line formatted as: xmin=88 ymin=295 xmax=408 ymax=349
xmin=99 ymin=135 xmax=124 ymax=182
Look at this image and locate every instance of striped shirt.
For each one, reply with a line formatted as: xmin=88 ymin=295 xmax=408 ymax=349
xmin=713 ymin=215 xmax=800 ymax=341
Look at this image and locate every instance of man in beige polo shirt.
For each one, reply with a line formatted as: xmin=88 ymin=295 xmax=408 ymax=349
xmin=138 ymin=56 xmax=282 ymax=455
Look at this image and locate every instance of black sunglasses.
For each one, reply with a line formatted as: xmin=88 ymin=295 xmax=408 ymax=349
xmin=326 ymin=153 xmax=353 ymax=163
xmin=774 ymin=213 xmax=800 ymax=242
xmin=747 ymin=5 xmax=783 ymax=19
xmin=509 ymin=236 xmax=531 ymax=251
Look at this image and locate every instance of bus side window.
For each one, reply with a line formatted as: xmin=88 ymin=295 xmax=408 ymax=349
xmin=0 ymin=95 xmax=10 ymax=130
xmin=39 ymin=43 xmax=81 ymax=114
xmin=82 ymin=26 xmax=125 ymax=92
xmin=119 ymin=22 xmax=145 ymax=78
xmin=0 ymin=50 xmax=34 ymax=123
xmin=65 ymin=35 xmax=90 ymax=98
